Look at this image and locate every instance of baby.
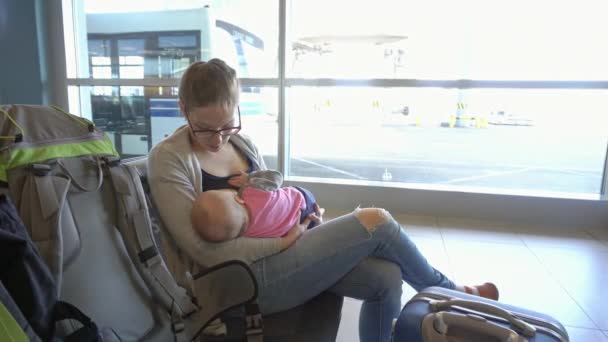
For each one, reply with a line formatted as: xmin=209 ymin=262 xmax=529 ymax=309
xmin=191 ymin=170 xmax=323 ymax=244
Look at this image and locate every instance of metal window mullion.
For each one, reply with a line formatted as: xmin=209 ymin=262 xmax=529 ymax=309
xmin=601 ymin=144 xmax=608 ymax=198
xmin=47 ymin=0 xmax=70 ymax=109
xmin=65 ymin=78 xmax=279 ymax=87
xmin=66 ymin=78 xmax=608 ymax=90
xmin=277 ymin=0 xmax=289 ymax=177
xmin=284 ymin=78 xmax=608 ymax=89
xmin=240 ymin=78 xmax=280 ymax=87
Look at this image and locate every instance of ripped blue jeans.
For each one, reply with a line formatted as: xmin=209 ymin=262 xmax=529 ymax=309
xmin=249 ymin=209 xmax=455 ymax=342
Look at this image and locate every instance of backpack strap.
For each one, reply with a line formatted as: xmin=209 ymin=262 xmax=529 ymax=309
xmin=56 ymin=158 xmax=103 ymax=192
xmin=53 ymin=301 xmax=100 ymax=342
xmin=15 ymin=163 xmax=71 ymax=295
xmin=103 ymin=161 xmax=197 ymax=303
xmin=245 ymin=302 xmax=264 ymax=342
xmin=104 ymin=159 xmax=202 ymax=342
xmin=0 ymin=282 xmax=40 ymax=342
xmin=10 ymin=159 xmax=103 ymax=294
xmin=0 ymin=107 xmax=25 ymax=143
xmin=104 ymin=159 xmax=265 ymax=342
xmin=186 ymin=260 xmax=262 ymax=342
xmin=0 ymin=301 xmax=30 ymax=342
xmin=1 ymin=194 xmax=99 ymax=342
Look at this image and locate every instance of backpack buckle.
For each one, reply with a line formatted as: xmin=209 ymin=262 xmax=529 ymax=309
xmin=102 ymin=156 xmax=121 ymax=167
xmin=245 ymin=303 xmax=264 ymax=336
xmin=171 ymin=321 xmax=185 ymax=334
xmin=29 ymin=164 xmax=52 ymax=176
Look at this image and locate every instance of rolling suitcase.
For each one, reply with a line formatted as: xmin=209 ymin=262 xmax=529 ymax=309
xmin=393 ymin=286 xmax=569 ymax=342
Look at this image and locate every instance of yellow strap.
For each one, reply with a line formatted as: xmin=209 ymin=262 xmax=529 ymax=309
xmin=0 ymin=108 xmax=25 ymax=140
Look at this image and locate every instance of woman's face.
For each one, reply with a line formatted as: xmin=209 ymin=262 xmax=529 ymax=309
xmin=185 ymin=104 xmax=240 ymax=152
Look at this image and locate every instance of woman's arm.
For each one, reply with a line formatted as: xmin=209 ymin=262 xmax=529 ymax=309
xmin=147 ymin=144 xmax=282 ymax=266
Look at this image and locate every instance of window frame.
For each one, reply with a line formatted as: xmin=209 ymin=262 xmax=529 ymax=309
xmin=56 ymin=0 xmax=608 ymax=202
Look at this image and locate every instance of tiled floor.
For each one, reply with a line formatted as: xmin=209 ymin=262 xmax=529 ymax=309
xmin=327 ymin=211 xmax=608 ymax=342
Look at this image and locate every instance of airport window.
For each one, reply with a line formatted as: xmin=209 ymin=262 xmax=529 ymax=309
xmin=283 ymin=0 xmax=608 ymax=196
xmin=65 ymin=0 xmax=278 ymax=159
xmin=62 ymin=0 xmax=608 ymax=196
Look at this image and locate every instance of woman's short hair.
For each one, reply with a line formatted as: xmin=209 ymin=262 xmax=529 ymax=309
xmin=178 ymin=58 xmax=240 ymax=114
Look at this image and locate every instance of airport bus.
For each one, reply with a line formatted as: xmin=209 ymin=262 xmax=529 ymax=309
xmin=85 ymin=7 xmax=271 ymax=157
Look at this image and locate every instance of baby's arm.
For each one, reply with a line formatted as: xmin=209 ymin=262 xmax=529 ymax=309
xmin=229 ymin=170 xmax=283 ymax=193
xmin=248 ymin=170 xmax=283 ymax=190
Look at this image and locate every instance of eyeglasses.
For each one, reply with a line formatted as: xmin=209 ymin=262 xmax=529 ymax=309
xmin=186 ymin=106 xmax=241 ymax=139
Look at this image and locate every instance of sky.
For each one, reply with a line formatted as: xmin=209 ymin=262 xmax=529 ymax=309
xmin=82 ymin=0 xmax=608 ymax=80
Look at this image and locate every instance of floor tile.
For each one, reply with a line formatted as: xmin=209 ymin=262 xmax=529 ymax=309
xmin=336 ymin=236 xmax=450 ymax=342
xmin=587 ymin=228 xmax=608 ymax=249
xmin=518 ymin=224 xmax=608 ymax=253
xmin=400 ymin=284 xmax=417 ymax=307
xmin=336 ymin=213 xmax=608 ymax=339
xmin=443 ymin=240 xmax=548 ymax=282
xmin=322 ymin=208 xmax=353 ymax=221
xmin=529 ymin=245 xmax=608 ymax=329
xmin=584 ymin=305 xmax=608 ymax=331
xmin=392 ymin=213 xmax=442 ymax=239
xmin=529 ymin=246 xmax=608 ymax=287
xmin=445 ymin=240 xmax=597 ymax=328
xmin=336 ymin=298 xmax=360 ymax=342
xmin=586 ymin=227 xmax=608 ymax=240
xmin=438 ymin=217 xmax=524 ymax=245
xmin=411 ymin=235 xmax=453 ymax=280
xmin=398 ymin=236 xmax=453 ymax=307
xmin=566 ymin=326 xmax=608 ymax=342
xmin=437 ymin=216 xmax=512 ymax=230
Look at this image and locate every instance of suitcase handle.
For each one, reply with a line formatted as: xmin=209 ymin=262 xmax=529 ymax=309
xmin=431 ymin=312 xmax=525 ymax=342
xmin=429 ymin=299 xmax=536 ymax=337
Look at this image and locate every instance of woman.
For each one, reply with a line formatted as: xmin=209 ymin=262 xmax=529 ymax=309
xmin=147 ymin=59 xmax=498 ymax=342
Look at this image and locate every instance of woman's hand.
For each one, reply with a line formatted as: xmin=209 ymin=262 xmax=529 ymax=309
xmin=280 ymin=217 xmax=310 ymax=251
xmin=228 ymin=172 xmax=249 ymax=188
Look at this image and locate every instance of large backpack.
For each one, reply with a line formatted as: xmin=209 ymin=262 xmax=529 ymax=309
xmin=1 ymin=284 xmax=34 ymax=342
xmin=0 ymin=105 xmax=261 ymax=341
xmin=0 ymin=193 xmax=103 ymax=341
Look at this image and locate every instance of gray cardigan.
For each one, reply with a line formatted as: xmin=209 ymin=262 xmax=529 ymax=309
xmin=147 ymin=126 xmax=282 ymax=267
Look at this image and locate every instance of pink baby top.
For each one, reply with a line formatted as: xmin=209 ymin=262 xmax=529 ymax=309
xmin=241 ymin=186 xmax=305 ymax=238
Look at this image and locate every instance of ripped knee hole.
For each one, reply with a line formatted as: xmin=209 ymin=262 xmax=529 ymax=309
xmin=354 ymin=207 xmax=391 ymax=232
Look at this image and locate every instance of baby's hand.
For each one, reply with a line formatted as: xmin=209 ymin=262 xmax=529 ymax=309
xmin=308 ymin=203 xmax=325 ymax=224
xmin=228 ymin=172 xmax=249 ymax=188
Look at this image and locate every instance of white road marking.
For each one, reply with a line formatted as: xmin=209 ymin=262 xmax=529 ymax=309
xmin=441 ymin=167 xmax=538 ymax=184
xmin=313 ymin=155 xmax=599 ymax=174
xmin=293 ymin=157 xmax=367 ymax=180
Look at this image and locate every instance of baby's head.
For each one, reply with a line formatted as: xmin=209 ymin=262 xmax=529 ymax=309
xmin=191 ymin=189 xmax=248 ymax=242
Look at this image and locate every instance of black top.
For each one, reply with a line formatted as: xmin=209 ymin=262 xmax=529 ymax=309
xmin=201 ymin=154 xmax=256 ymax=191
